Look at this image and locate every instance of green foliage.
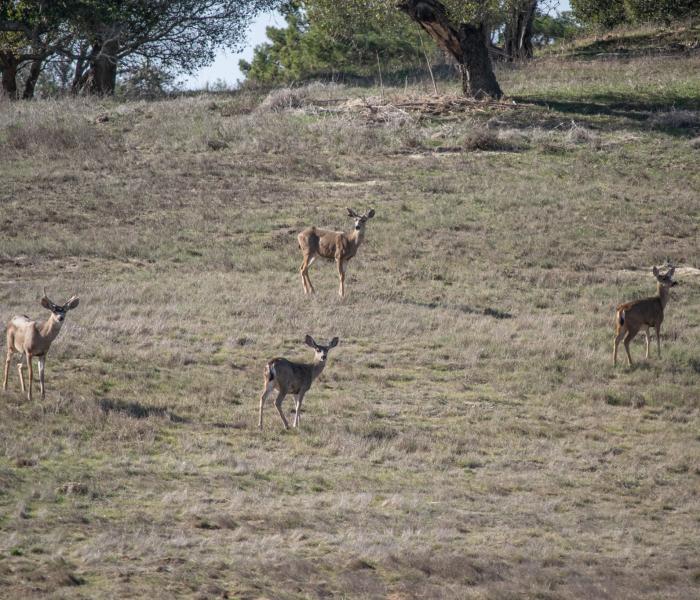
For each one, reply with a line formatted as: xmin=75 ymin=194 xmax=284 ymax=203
xmin=571 ymin=0 xmax=699 ymax=29
xmin=570 ymin=0 xmax=626 ymax=28
xmin=241 ymin=3 xmax=429 ymax=84
xmin=625 ymin=0 xmax=700 ymax=23
xmin=119 ymin=62 xmax=175 ymax=99
xmin=305 ymin=0 xmax=499 ymax=29
xmin=532 ymin=11 xmax=582 ymax=46
xmin=1 ymin=0 xmax=281 ymax=96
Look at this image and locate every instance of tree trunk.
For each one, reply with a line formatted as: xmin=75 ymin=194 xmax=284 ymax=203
xmin=398 ymin=0 xmax=502 ymax=99
xmin=458 ymin=23 xmax=502 ymax=98
xmin=87 ymin=39 xmax=119 ymax=95
xmin=71 ymin=46 xmax=88 ymax=94
xmin=0 ymin=51 xmax=18 ymax=99
xmin=22 ymin=58 xmax=43 ymax=99
xmin=504 ymin=0 xmax=537 ymax=61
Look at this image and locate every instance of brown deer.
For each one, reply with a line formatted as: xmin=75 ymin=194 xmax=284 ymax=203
xmin=259 ymin=335 xmax=339 ymax=430
xmin=613 ymin=266 xmax=677 ymax=367
xmin=3 ymin=289 xmax=80 ymax=400
xmin=298 ymin=207 xmax=375 ymax=297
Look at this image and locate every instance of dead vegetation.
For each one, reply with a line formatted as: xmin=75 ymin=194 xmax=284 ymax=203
xmin=0 ymin=45 xmax=699 ymax=599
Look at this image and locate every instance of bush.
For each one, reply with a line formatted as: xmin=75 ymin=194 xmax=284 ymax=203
xmin=572 ymin=0 xmax=699 ymax=29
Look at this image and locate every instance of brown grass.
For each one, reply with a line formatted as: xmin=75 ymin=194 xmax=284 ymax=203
xmin=0 ymin=48 xmax=699 ymax=599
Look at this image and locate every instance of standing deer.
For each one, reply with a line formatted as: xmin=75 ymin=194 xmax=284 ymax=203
xmin=298 ymin=207 xmax=375 ymax=297
xmin=3 ymin=289 xmax=80 ymax=400
xmin=613 ymin=266 xmax=677 ymax=367
xmin=259 ymin=335 xmax=339 ymax=430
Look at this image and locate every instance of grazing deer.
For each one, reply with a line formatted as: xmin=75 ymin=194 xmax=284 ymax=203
xmin=298 ymin=207 xmax=375 ymax=297
xmin=259 ymin=335 xmax=339 ymax=430
xmin=613 ymin=266 xmax=677 ymax=367
xmin=3 ymin=289 xmax=80 ymax=400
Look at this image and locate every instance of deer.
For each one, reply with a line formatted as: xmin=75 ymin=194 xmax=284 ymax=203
xmin=613 ymin=266 xmax=677 ymax=367
xmin=259 ymin=335 xmax=339 ymax=430
xmin=298 ymin=207 xmax=375 ymax=297
xmin=3 ymin=289 xmax=80 ymax=401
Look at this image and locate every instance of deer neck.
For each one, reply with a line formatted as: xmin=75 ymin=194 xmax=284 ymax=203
xmin=657 ymin=283 xmax=670 ymax=310
xmin=39 ymin=315 xmax=63 ymax=342
xmin=348 ymin=227 xmax=365 ymax=250
xmin=311 ymin=359 xmax=327 ymax=381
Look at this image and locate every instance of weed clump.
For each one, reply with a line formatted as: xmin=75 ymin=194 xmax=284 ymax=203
xmin=463 ymin=126 xmax=527 ymax=152
xmin=256 ymin=82 xmax=344 ymax=112
xmin=650 ymin=109 xmax=700 ymax=130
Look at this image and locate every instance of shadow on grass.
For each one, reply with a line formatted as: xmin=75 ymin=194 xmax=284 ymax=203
xmin=512 ymin=94 xmax=700 ymax=136
xmin=98 ymin=397 xmax=187 ymax=423
xmin=397 ymin=297 xmax=513 ymax=318
xmin=212 ymin=420 xmax=248 ymax=430
xmin=566 ymin=34 xmax=700 ymax=60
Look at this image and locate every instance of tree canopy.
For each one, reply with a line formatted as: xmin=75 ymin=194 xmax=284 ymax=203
xmin=245 ymin=1 xmax=566 ymax=98
xmin=571 ymin=0 xmax=699 ymax=29
xmin=240 ymin=2 xmax=430 ymax=84
xmin=0 ymin=0 xmax=278 ymax=97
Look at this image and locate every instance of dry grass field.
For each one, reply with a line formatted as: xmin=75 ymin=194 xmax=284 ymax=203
xmin=1 ymin=39 xmax=699 ymax=598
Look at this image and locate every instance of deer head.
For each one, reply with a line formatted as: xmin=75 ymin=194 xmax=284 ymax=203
xmin=304 ymin=335 xmax=339 ymax=362
xmin=346 ymin=207 xmax=375 ymax=232
xmin=40 ymin=288 xmax=80 ymax=323
xmin=652 ymin=266 xmax=678 ymax=289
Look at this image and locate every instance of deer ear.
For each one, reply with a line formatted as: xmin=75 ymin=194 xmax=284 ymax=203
xmin=329 ymin=337 xmax=339 ymax=348
xmin=304 ymin=335 xmax=316 ymax=348
xmin=652 ymin=266 xmax=659 ymax=276
xmin=366 ymin=208 xmax=375 ymax=219
xmin=40 ymin=296 xmax=52 ymax=310
xmin=65 ymin=296 xmax=80 ymax=310
xmin=667 ymin=266 xmax=675 ymax=277
xmin=346 ymin=207 xmax=358 ymax=218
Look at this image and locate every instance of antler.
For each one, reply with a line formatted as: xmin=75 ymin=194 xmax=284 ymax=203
xmin=42 ymin=287 xmax=55 ymax=309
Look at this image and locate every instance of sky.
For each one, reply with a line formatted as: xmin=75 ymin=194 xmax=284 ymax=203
xmin=183 ymin=10 xmax=285 ymax=90
xmin=182 ymin=1 xmax=572 ymax=90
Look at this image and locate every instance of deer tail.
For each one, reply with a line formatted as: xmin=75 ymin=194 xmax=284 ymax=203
xmin=618 ymin=309 xmax=625 ymax=326
xmin=265 ymin=362 xmax=275 ymax=382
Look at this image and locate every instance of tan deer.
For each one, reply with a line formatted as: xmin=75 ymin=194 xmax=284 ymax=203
xmin=3 ymin=289 xmax=80 ymax=400
xmin=259 ymin=335 xmax=339 ymax=430
xmin=613 ymin=266 xmax=677 ymax=367
xmin=298 ymin=207 xmax=375 ymax=297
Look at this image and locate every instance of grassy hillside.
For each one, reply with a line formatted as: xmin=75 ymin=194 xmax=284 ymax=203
xmin=0 ymin=46 xmax=699 ymax=598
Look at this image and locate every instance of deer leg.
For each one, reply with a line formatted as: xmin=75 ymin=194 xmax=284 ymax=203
xmin=337 ymin=259 xmax=347 ymax=297
xmin=644 ymin=327 xmax=650 ymax=359
xmin=293 ymin=390 xmax=306 ymax=428
xmin=623 ymin=330 xmax=637 ymax=367
xmin=274 ymin=392 xmax=289 ymax=430
xmin=300 ymin=255 xmax=316 ymax=294
xmin=3 ymin=349 xmax=12 ymax=391
xmin=613 ymin=330 xmax=625 ymax=367
xmin=299 ymin=258 xmax=309 ymax=294
xmin=259 ymin=379 xmax=276 ymax=429
xmin=655 ymin=324 xmax=661 ymax=358
xmin=26 ymin=353 xmax=33 ymax=401
xmin=17 ymin=359 xmax=26 ymax=393
xmin=306 ymin=256 xmax=316 ymax=293
xmin=38 ymin=356 xmax=46 ymax=400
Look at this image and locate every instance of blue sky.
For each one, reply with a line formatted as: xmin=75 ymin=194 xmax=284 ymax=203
xmin=183 ymin=1 xmax=572 ymax=90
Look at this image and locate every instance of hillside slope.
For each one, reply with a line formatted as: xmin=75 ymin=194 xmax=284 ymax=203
xmin=0 ymin=45 xmax=699 ymax=598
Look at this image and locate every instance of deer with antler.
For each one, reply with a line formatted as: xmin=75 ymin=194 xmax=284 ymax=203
xmin=259 ymin=335 xmax=339 ymax=430
xmin=613 ymin=266 xmax=677 ymax=367
xmin=298 ymin=207 xmax=375 ymax=297
xmin=3 ymin=289 xmax=80 ymax=400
